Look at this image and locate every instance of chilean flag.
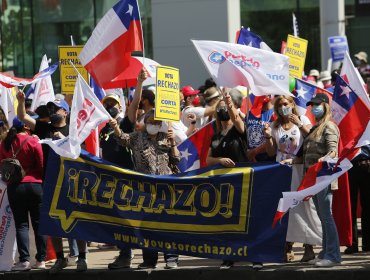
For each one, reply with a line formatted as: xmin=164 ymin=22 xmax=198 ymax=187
xmin=332 ymin=75 xmax=370 ymax=161
xmin=292 ymin=78 xmax=332 ymax=124
xmin=0 ymin=62 xmax=58 ymax=88
xmin=236 ymin=27 xmax=273 ymax=52
xmin=272 ymin=158 xmax=352 ymax=228
xmin=79 ymin=0 xmax=143 ymax=88
xmin=177 ymin=121 xmax=215 ymax=173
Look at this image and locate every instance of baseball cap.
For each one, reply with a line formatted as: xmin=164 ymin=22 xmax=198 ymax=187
xmin=354 ymin=51 xmax=368 ymax=63
xmin=306 ymin=93 xmax=329 ymax=106
xmin=47 ymin=99 xmax=70 ymax=113
xmin=12 ymin=117 xmax=25 ymax=129
xmin=182 ymin=86 xmax=200 ymax=97
xmin=102 ymin=93 xmax=121 ymax=106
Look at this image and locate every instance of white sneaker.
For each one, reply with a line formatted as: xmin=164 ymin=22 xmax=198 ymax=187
xmin=315 ymin=259 xmax=340 ymax=267
xmin=12 ymin=261 xmax=31 ymax=271
xmin=31 ymin=261 xmax=46 ymax=269
xmin=67 ymin=255 xmax=78 ymax=266
xmin=308 ymin=257 xmax=322 ymax=265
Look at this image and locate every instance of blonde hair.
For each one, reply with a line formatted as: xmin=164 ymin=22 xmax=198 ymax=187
xmin=310 ymin=102 xmax=332 ymax=139
xmin=273 ymin=96 xmax=299 ymax=128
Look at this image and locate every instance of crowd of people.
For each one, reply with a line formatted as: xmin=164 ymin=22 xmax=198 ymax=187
xmin=0 ymin=51 xmax=369 ymax=273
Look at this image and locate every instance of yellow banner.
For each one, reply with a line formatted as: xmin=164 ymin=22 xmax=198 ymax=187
xmin=155 ymin=66 xmax=180 ymax=121
xmin=285 ymin=35 xmax=308 ymax=78
xmin=58 ymin=46 xmax=89 ymax=94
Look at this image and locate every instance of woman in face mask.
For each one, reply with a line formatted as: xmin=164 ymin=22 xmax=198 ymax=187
xmin=109 ymin=109 xmax=180 ymax=269
xmin=302 ymin=93 xmax=341 ymax=267
xmin=264 ymin=95 xmax=322 ymax=264
xmin=206 ymin=88 xmax=248 ymax=270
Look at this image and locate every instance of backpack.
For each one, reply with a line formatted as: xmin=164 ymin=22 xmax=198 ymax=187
xmin=1 ymin=137 xmax=30 ymax=184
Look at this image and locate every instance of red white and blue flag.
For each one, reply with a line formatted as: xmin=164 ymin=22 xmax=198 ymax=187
xmin=177 ymin=121 xmax=215 ymax=173
xmin=272 ymin=158 xmax=352 ymax=227
xmin=236 ymin=27 xmax=272 ymax=52
xmin=292 ymin=78 xmax=332 ymax=123
xmin=332 ymin=75 xmax=370 ymax=160
xmin=340 ymin=52 xmax=370 ymax=148
xmin=0 ymin=62 xmax=58 ymax=88
xmin=79 ymin=0 xmax=143 ymax=88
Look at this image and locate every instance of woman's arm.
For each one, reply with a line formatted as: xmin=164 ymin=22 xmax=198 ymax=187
xmin=206 ymin=148 xmax=235 ymax=167
xmin=263 ymin=123 xmax=276 ymax=157
xmin=109 ymin=118 xmax=132 ymax=147
xmin=224 ymin=93 xmax=244 ymax=134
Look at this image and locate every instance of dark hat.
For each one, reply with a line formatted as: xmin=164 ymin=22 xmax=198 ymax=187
xmin=47 ymin=99 xmax=70 ymax=113
xmin=306 ymin=93 xmax=329 ymax=106
xmin=12 ymin=117 xmax=25 ymax=129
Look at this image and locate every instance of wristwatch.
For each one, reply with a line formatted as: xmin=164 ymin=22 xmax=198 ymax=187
xmin=297 ymin=122 xmax=303 ymax=128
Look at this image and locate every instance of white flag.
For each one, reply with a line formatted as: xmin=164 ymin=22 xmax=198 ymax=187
xmin=40 ymin=75 xmax=111 ymax=159
xmin=192 ymin=40 xmax=291 ymax=96
xmin=30 ymin=55 xmax=55 ymax=111
xmin=0 ymin=85 xmax=16 ymax=124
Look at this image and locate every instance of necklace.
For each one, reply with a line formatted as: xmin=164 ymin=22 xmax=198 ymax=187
xmin=282 ymin=122 xmax=292 ymax=130
xmin=221 ymin=123 xmax=233 ymax=135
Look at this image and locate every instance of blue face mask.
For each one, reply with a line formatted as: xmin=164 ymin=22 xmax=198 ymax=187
xmin=312 ymin=105 xmax=324 ymax=118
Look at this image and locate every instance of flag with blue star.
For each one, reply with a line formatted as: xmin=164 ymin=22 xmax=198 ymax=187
xmin=177 ymin=121 xmax=215 ymax=173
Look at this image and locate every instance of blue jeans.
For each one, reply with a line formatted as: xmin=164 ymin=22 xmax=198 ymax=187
xmin=68 ymin=239 xmax=78 ymax=257
xmin=313 ymin=186 xmax=341 ymax=263
xmin=7 ymin=182 xmax=47 ymax=262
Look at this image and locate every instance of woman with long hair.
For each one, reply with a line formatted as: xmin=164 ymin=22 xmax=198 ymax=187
xmin=302 ymin=93 xmax=341 ymax=267
xmin=264 ymin=95 xmax=322 ymax=263
xmin=0 ymin=106 xmax=10 ymax=141
xmin=206 ymin=88 xmax=251 ymax=269
xmin=0 ymin=117 xmax=46 ymax=271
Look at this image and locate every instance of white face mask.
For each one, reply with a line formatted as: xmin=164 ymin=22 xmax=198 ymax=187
xmin=146 ymin=124 xmax=161 ymax=135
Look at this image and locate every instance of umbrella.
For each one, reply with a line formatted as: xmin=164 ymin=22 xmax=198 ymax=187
xmin=103 ymin=56 xmax=160 ymax=89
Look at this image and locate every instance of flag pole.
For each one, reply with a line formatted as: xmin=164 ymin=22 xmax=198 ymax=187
xmin=137 ymin=0 xmax=145 ymax=63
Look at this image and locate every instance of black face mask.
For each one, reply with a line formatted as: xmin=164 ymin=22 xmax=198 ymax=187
xmin=49 ymin=113 xmax=63 ymax=125
xmin=106 ymin=106 xmax=119 ymax=118
xmin=217 ymin=107 xmax=230 ymax=121
xmin=138 ymin=101 xmax=144 ymax=109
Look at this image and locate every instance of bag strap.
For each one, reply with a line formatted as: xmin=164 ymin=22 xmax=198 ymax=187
xmin=11 ymin=136 xmax=31 ymax=159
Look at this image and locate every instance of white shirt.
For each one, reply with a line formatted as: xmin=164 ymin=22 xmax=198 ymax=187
xmin=181 ymin=106 xmax=206 ymax=128
xmin=160 ymin=121 xmax=188 ymax=144
xmin=271 ymin=115 xmax=311 ymax=162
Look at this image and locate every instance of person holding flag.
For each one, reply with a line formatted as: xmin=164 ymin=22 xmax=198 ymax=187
xmin=302 ymin=93 xmax=341 ymax=267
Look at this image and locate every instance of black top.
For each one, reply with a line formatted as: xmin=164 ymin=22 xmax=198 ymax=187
xmin=33 ymin=120 xmax=69 ymax=173
xmin=210 ymin=125 xmax=248 ymax=163
xmin=100 ymin=116 xmax=134 ymax=169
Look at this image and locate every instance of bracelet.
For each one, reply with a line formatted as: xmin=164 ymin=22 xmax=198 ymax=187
xmin=191 ymin=121 xmax=196 ymax=125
